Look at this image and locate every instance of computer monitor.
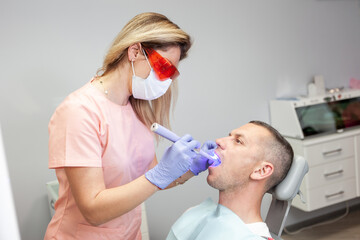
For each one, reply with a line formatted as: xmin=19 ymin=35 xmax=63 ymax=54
xmin=0 ymin=124 xmax=21 ymax=240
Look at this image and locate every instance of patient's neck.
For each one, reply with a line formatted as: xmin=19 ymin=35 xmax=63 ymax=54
xmin=218 ymin=184 xmax=263 ymax=224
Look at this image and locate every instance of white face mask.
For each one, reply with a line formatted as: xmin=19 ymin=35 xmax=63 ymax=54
xmin=131 ymin=51 xmax=172 ymax=100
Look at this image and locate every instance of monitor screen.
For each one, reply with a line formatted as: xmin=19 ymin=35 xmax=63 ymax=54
xmin=295 ymin=97 xmax=360 ymax=137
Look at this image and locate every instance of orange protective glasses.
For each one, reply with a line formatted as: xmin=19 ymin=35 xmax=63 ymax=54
xmin=144 ymin=48 xmax=180 ymax=81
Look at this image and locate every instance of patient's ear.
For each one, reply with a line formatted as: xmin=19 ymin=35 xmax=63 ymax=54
xmin=250 ymin=162 xmax=273 ymax=180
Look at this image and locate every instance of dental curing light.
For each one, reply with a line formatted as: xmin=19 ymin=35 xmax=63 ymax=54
xmin=151 ymin=123 xmax=221 ymax=166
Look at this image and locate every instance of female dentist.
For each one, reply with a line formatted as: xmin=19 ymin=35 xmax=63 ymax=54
xmin=44 ymin=12 xmax=211 ymax=240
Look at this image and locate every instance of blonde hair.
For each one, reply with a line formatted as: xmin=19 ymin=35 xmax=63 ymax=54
xmin=98 ymin=12 xmax=191 ymax=132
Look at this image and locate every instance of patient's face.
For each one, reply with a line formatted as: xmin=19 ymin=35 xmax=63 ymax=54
xmin=207 ymin=123 xmax=271 ymax=191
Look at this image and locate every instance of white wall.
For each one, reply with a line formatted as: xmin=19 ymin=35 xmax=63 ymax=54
xmin=1 ymin=0 xmax=360 ymax=239
xmin=0 ymin=125 xmax=21 ymax=240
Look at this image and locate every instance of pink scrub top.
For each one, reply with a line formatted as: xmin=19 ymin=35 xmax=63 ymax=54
xmin=44 ymin=80 xmax=155 ymax=240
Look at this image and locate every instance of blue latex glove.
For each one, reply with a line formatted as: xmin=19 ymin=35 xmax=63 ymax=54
xmin=145 ymin=134 xmax=200 ymax=189
xmin=190 ymin=141 xmax=218 ymax=175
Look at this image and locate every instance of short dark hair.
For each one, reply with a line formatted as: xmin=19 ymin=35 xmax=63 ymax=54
xmin=249 ymin=120 xmax=294 ymax=192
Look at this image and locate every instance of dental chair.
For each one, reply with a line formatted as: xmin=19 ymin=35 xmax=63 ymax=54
xmin=265 ymin=155 xmax=309 ymax=240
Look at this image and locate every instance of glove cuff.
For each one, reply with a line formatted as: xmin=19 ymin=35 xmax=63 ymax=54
xmin=145 ymin=169 xmax=170 ymax=189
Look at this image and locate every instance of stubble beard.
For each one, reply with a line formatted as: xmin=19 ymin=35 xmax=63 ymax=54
xmin=207 ymin=173 xmax=246 ymax=192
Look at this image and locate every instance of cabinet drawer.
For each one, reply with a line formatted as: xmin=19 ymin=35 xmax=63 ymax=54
xmin=307 ymin=178 xmax=356 ymax=211
xmin=307 ymin=157 xmax=355 ymax=189
xmin=305 ymin=137 xmax=354 ymax=167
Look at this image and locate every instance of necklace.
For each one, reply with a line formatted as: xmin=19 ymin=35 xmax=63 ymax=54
xmin=99 ymin=80 xmax=108 ymax=95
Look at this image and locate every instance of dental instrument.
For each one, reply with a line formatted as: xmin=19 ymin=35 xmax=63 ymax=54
xmin=150 ymin=123 xmax=221 ymax=166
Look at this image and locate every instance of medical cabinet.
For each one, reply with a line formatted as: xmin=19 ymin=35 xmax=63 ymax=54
xmin=270 ymin=89 xmax=360 ymax=211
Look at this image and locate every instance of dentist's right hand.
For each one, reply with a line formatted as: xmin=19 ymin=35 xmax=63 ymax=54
xmin=145 ymin=134 xmax=200 ymax=189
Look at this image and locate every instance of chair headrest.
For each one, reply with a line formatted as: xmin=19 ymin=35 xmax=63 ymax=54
xmin=273 ymin=155 xmax=309 ymax=201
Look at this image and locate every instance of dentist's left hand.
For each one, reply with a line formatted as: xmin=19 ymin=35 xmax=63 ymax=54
xmin=190 ymin=141 xmax=217 ymax=175
xmin=145 ymin=134 xmax=200 ymax=189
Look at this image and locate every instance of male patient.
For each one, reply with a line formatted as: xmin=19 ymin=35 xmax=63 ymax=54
xmin=167 ymin=120 xmax=293 ymax=240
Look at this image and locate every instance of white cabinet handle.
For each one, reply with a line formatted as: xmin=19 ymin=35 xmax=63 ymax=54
xmin=325 ymin=191 xmax=344 ymax=199
xmin=324 ymin=169 xmax=344 ymax=177
xmin=322 ymin=148 xmax=342 ymax=157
